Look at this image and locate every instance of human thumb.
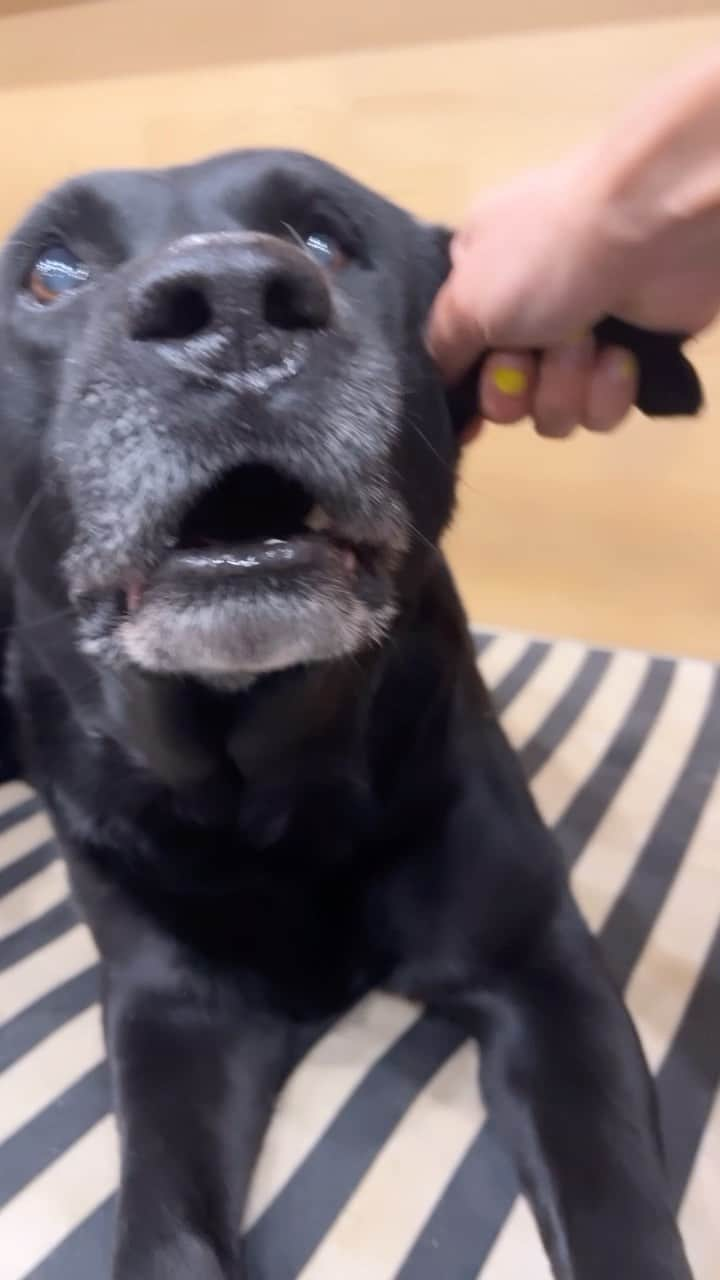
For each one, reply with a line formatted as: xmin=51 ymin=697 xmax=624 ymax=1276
xmin=426 ymin=273 xmax=486 ymax=385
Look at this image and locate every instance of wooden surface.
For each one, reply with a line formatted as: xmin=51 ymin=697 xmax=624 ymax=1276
xmin=0 ymin=2 xmax=718 ymax=657
xmin=0 ymin=0 xmax=717 ymax=89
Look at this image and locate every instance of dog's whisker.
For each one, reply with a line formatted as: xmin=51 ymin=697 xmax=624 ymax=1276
xmin=405 ymin=414 xmax=455 ymax=470
xmin=280 ymin=222 xmax=307 ymax=252
xmin=0 ymin=604 xmax=77 ymax=638
xmin=6 ymin=485 xmax=50 ymax=572
xmin=405 ymin=518 xmax=440 ymax=557
xmin=406 ymin=410 xmax=483 ymax=499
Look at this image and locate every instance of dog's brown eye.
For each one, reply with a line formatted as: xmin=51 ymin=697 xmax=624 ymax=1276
xmin=29 ymin=244 xmax=89 ymax=304
xmin=304 ymin=232 xmax=346 ymax=271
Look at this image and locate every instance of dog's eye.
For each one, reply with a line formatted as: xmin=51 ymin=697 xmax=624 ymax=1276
xmin=28 ymin=244 xmax=90 ymax=304
xmin=304 ymin=232 xmax=346 ymax=271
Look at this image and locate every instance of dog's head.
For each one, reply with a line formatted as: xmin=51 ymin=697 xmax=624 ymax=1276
xmin=0 ymin=150 xmax=461 ymax=689
xmin=0 ymin=148 xmax=703 ymax=718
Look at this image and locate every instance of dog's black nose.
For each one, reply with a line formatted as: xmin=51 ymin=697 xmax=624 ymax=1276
xmin=127 ymin=235 xmax=331 ymax=348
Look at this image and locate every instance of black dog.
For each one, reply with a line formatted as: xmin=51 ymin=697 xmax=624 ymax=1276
xmin=0 ymin=150 xmax=702 ymax=1279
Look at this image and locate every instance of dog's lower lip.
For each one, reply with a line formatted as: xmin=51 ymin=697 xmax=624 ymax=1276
xmin=148 ymin=534 xmax=357 ymax=593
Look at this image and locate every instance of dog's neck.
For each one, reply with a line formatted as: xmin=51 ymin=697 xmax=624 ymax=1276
xmin=15 ymin=576 xmax=384 ymax=795
xmin=101 ymin=652 xmax=382 ymax=791
xmin=17 ymin=603 xmax=385 ymax=863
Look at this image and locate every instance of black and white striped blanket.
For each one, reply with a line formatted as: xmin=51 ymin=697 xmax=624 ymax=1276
xmin=0 ymin=629 xmax=717 ymax=1279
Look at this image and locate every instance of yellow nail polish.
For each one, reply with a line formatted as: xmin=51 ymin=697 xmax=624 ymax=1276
xmin=492 ymin=366 xmax=527 ymax=396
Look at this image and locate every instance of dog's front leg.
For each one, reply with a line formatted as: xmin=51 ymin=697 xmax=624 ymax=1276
xmin=105 ymin=962 xmax=293 ymax=1280
xmin=433 ymin=896 xmax=693 ymax=1280
xmin=0 ymin=579 xmax=20 ymax=782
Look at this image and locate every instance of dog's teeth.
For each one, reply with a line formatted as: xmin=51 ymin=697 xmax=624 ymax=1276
xmin=263 ymin=538 xmax=288 ymax=546
xmin=304 ymin=504 xmax=332 ymax=532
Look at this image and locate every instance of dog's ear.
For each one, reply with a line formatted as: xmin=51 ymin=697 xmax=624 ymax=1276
xmin=420 ymin=224 xmax=704 ymax=430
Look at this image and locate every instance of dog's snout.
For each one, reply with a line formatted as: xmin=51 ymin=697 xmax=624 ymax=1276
xmin=129 ymin=280 xmax=213 ymax=342
xmin=127 ymin=238 xmax=332 ymax=349
xmin=262 ymin=268 xmax=329 ymax=331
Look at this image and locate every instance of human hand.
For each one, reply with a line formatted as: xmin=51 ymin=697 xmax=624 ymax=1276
xmin=429 ymin=50 xmax=720 ymax=438
xmin=428 ymin=159 xmax=639 ymax=438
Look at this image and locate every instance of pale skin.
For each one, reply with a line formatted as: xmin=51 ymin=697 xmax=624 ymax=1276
xmin=427 ymin=47 xmax=720 ymax=438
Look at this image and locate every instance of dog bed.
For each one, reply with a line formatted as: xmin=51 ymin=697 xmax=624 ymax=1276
xmin=0 ymin=628 xmax=717 ymax=1280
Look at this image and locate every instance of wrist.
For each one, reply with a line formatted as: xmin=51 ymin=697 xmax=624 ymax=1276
xmin=575 ymin=50 xmax=720 ymax=257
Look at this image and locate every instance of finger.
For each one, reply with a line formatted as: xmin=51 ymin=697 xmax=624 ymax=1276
xmin=533 ymin=334 xmax=595 ymax=438
xmin=426 ymin=277 xmax=486 ymax=385
xmin=584 ymin=346 xmax=637 ymax=432
xmin=480 ymin=352 xmax=537 ymax=424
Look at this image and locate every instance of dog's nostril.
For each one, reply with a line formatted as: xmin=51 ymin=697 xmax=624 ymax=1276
xmin=263 ymin=270 xmax=330 ymax=332
xmin=130 ymin=281 xmax=213 ymax=342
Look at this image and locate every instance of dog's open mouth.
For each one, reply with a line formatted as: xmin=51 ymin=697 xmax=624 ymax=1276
xmin=112 ymin=461 xmax=395 ymax=676
xmin=79 ymin=463 xmax=399 ymax=676
xmin=127 ymin=463 xmax=375 ymax=612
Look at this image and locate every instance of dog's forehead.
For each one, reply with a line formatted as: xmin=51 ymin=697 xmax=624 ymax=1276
xmin=183 ymin=148 xmax=393 ymax=211
xmin=26 ymin=149 xmax=406 ymax=243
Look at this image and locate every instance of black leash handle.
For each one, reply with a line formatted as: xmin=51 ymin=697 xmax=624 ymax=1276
xmin=448 ymin=318 xmax=703 ymax=428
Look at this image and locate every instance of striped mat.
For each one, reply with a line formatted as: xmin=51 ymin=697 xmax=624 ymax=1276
xmin=0 ymin=629 xmax=718 ymax=1280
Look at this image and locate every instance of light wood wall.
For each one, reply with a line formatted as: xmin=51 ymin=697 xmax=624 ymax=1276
xmin=1 ymin=0 xmax=718 ymax=658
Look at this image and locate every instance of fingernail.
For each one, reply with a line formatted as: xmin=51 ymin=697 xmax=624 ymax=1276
xmin=492 ymin=366 xmax=528 ymax=396
xmin=608 ymin=350 xmax=637 ymax=383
